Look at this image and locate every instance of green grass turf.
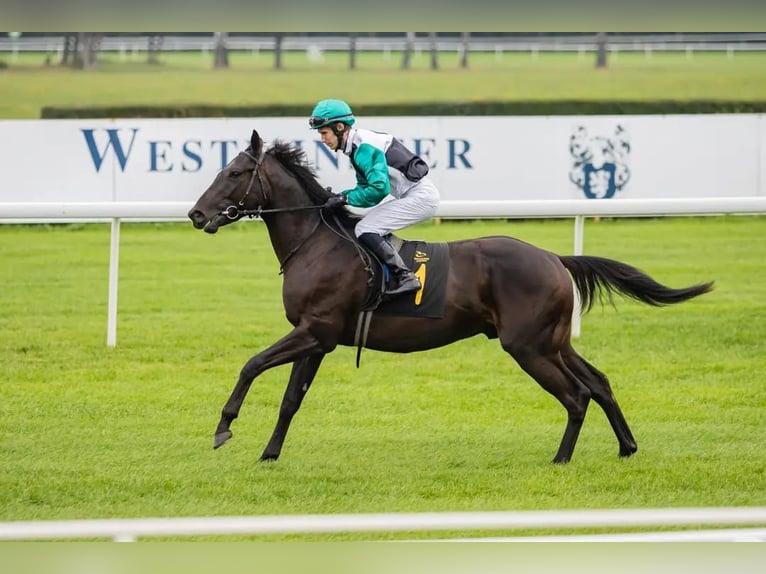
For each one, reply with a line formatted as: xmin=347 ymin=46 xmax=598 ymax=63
xmin=1 ymin=51 xmax=765 ymax=118
xmin=1 ymin=216 xmax=764 ymax=539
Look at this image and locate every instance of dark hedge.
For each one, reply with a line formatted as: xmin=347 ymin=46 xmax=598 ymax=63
xmin=40 ymin=100 xmax=766 ymax=119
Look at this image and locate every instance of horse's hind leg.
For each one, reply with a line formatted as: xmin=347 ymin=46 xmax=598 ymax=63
xmin=561 ymin=345 xmax=638 ymax=457
xmin=506 ymin=343 xmax=591 ymax=464
xmin=260 ymin=354 xmax=324 ymax=462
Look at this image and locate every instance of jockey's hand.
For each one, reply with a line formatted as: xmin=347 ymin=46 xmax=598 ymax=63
xmin=323 ymin=194 xmax=347 ymax=209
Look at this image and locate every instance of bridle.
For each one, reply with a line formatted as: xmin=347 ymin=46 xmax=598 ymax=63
xmin=218 ymin=148 xmax=334 ymax=274
xmin=220 ymin=150 xmax=325 ymax=221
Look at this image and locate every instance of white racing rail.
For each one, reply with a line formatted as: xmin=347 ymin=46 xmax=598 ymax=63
xmin=3 ymin=196 xmax=766 ymax=219
xmin=2 ymin=197 xmax=765 ymax=344
xmin=0 ymin=507 xmax=765 ymax=542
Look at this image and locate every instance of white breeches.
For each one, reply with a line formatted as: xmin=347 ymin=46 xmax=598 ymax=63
xmin=354 ymin=178 xmax=440 ymax=238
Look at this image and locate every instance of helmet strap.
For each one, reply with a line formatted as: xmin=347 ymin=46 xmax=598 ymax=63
xmin=331 ymin=124 xmax=348 ymax=151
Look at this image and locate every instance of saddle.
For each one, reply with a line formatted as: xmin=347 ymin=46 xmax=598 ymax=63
xmin=360 ymin=235 xmax=449 ymax=318
xmin=323 ymin=211 xmax=449 ymax=366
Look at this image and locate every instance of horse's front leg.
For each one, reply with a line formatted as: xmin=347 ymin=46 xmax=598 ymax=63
xmin=259 ymin=353 xmax=324 ymax=461
xmin=214 ymin=326 xmax=324 ymax=449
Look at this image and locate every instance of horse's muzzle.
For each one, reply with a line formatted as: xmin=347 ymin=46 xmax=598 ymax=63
xmin=188 ymin=209 xmax=208 ymax=230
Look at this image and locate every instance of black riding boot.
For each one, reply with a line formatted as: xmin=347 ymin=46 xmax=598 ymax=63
xmin=358 ymin=233 xmax=421 ymax=296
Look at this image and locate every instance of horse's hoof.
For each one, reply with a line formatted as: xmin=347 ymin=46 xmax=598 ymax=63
xmin=213 ymin=431 xmax=233 ymax=449
xmin=259 ymin=452 xmax=279 ymax=462
xmin=619 ymin=444 xmax=638 ymax=457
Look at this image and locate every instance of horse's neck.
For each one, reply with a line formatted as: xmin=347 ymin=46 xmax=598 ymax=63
xmin=260 ymin=163 xmax=333 ymax=271
xmin=260 ymin=210 xmax=317 ymax=264
xmin=260 ymin=175 xmax=324 ymax=269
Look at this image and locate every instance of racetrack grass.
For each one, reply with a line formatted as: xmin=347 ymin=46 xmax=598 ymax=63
xmin=1 ymin=216 xmax=764 ymax=540
xmin=1 ymin=51 xmax=766 ymax=118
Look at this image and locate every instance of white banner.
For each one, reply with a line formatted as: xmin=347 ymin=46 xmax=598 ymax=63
xmin=0 ymin=115 xmax=763 ymax=203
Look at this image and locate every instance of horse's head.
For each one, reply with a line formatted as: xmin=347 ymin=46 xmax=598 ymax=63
xmin=188 ymin=130 xmax=267 ymax=234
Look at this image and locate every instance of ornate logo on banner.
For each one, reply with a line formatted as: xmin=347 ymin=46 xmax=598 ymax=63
xmin=569 ymin=125 xmax=631 ymax=199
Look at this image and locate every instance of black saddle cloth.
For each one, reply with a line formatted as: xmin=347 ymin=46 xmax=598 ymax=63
xmin=368 ymin=236 xmax=450 ymax=319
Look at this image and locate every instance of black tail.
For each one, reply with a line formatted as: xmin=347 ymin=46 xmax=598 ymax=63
xmin=559 ymin=255 xmax=714 ymax=313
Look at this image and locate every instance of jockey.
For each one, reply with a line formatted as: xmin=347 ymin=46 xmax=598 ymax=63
xmin=309 ymin=98 xmax=440 ymax=297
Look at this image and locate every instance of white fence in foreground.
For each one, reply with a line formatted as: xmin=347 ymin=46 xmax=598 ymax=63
xmin=2 ymin=197 xmax=766 ymax=345
xmin=0 ymin=507 xmax=765 ymax=542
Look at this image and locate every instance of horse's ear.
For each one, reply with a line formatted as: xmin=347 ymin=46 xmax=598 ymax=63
xmin=250 ymin=130 xmax=263 ymax=157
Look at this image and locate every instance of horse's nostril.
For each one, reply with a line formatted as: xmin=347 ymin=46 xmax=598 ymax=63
xmin=188 ymin=210 xmax=208 ymax=229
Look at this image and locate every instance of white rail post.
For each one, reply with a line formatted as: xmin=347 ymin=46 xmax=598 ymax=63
xmin=107 ymin=218 xmax=121 ymax=347
xmin=572 ymin=215 xmax=585 ymax=338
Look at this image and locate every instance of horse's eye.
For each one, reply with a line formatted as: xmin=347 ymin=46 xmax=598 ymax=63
xmin=230 ymin=170 xmax=242 ymax=178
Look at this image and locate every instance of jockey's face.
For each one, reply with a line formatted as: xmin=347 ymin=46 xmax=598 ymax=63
xmin=317 ymin=123 xmax=347 ymax=151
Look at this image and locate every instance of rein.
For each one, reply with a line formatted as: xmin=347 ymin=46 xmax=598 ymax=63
xmin=232 ymin=204 xmax=325 ymax=219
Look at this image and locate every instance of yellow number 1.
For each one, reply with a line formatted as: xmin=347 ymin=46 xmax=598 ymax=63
xmin=414 ymin=263 xmax=426 ymax=305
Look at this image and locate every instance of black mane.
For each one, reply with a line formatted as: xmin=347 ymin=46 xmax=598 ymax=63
xmin=264 ymin=139 xmax=360 ymax=225
xmin=267 ymin=140 xmax=334 ymax=205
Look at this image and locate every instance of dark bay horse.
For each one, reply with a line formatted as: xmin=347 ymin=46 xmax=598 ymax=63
xmin=188 ymin=130 xmax=713 ymax=464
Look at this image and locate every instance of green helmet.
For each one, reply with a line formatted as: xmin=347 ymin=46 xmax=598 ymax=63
xmin=309 ymin=99 xmax=355 ymax=129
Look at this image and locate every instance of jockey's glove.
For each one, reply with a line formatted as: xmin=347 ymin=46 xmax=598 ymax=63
xmin=323 ymin=195 xmax=347 ymax=209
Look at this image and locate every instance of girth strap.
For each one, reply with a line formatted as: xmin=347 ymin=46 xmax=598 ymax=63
xmin=353 ymin=311 xmax=374 ymax=369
